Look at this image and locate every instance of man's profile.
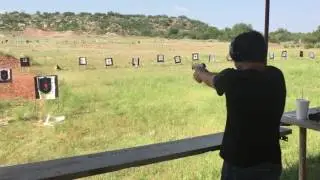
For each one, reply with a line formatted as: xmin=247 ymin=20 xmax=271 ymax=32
xmin=193 ymin=30 xmax=286 ymax=180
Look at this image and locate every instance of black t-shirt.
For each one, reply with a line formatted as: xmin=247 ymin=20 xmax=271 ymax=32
xmin=213 ymin=66 xmax=286 ymax=167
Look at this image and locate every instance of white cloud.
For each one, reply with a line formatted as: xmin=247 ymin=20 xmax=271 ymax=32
xmin=174 ymin=5 xmax=190 ymax=14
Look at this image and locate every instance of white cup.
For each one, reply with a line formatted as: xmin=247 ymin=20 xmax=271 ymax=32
xmin=296 ymin=99 xmax=310 ymax=120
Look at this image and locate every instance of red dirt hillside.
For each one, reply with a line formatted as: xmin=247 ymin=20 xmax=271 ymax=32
xmin=0 ymin=56 xmax=35 ymax=100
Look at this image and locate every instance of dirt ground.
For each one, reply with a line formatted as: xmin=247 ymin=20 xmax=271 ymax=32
xmin=0 ymin=56 xmax=35 ymax=100
xmin=0 ymin=28 xmax=283 ymax=100
xmin=22 ymin=27 xmax=75 ymax=37
xmin=0 ymin=28 xmax=79 ymax=100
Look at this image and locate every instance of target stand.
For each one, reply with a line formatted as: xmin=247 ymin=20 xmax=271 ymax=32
xmin=192 ymin=53 xmax=199 ymax=61
xmin=0 ymin=68 xmax=13 ymax=83
xmin=208 ymin=54 xmax=216 ymax=62
xmin=269 ymin=52 xmax=275 ymax=60
xmin=157 ymin=54 xmax=165 ymax=63
xmin=34 ymin=75 xmax=63 ymax=126
xmin=20 ymin=57 xmax=31 ymax=73
xmin=132 ymin=57 xmax=140 ymax=68
xmin=174 ymin=56 xmax=182 ymax=64
xmin=309 ymin=52 xmax=315 ymax=60
xmin=78 ymin=57 xmax=88 ymax=70
xmin=299 ymin=51 xmax=304 ymax=58
xmin=281 ymin=51 xmax=288 ymax=60
xmin=105 ymin=57 xmax=114 ymax=67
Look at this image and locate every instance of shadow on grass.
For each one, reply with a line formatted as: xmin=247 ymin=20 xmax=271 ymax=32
xmin=281 ymin=153 xmax=320 ymax=180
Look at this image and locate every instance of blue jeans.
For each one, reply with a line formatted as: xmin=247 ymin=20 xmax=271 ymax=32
xmin=221 ymin=161 xmax=282 ymax=180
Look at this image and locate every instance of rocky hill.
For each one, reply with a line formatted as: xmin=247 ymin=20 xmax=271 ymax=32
xmin=0 ymin=11 xmax=320 ymax=46
xmin=0 ymin=11 xmax=251 ymax=40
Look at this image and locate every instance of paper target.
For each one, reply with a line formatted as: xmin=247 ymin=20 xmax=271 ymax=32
xmin=105 ymin=58 xmax=113 ymax=66
xmin=132 ymin=57 xmax=140 ymax=67
xmin=269 ymin=52 xmax=275 ymax=60
xmin=34 ymin=75 xmax=58 ymax=100
xmin=209 ymin=54 xmax=216 ymax=62
xmin=300 ymin=51 xmax=304 ymax=58
xmin=157 ymin=54 xmax=165 ymax=63
xmin=79 ymin=57 xmax=87 ymax=65
xmin=309 ymin=52 xmax=315 ymax=59
xmin=281 ymin=51 xmax=288 ymax=58
xmin=174 ymin=56 xmax=181 ymax=64
xmin=192 ymin=53 xmax=199 ymax=61
xmin=20 ymin=57 xmax=31 ymax=67
xmin=0 ymin=68 xmax=12 ymax=83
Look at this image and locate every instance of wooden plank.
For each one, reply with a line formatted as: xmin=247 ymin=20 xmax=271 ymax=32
xmin=282 ymin=107 xmax=320 ymax=131
xmin=0 ymin=133 xmax=222 ymax=180
xmin=299 ymin=127 xmax=307 ymax=180
xmin=0 ymin=128 xmax=292 ymax=180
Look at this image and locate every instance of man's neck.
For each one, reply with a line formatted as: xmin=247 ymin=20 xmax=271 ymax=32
xmin=236 ymin=62 xmax=266 ymax=71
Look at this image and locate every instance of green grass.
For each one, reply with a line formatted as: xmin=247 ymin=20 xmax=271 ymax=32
xmin=0 ymin=36 xmax=320 ymax=179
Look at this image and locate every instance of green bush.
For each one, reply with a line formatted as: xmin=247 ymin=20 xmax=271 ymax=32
xmin=0 ymin=51 xmax=15 ymax=57
xmin=304 ymin=44 xmax=315 ymax=49
xmin=314 ymin=43 xmax=320 ymax=48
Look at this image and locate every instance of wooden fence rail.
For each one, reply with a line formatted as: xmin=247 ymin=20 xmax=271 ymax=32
xmin=0 ymin=127 xmax=291 ymax=180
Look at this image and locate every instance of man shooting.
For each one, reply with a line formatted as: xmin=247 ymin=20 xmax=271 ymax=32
xmin=193 ymin=31 xmax=286 ymax=180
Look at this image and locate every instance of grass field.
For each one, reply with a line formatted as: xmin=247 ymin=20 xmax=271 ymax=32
xmin=1 ymin=34 xmax=320 ymax=180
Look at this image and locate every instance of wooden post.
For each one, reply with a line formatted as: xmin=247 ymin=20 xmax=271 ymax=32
xmin=37 ymin=100 xmax=45 ymax=122
xmin=299 ymin=127 xmax=307 ymax=180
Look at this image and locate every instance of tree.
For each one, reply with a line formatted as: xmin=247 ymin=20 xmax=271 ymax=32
xmin=269 ymin=28 xmax=293 ymax=43
xmin=206 ymin=27 xmax=221 ymax=39
xmin=231 ymin=23 xmax=253 ymax=38
xmin=63 ymin=12 xmax=75 ymax=17
xmin=303 ymin=33 xmax=318 ymax=44
xmin=219 ymin=27 xmax=233 ymax=41
xmin=168 ymin=28 xmax=179 ymax=36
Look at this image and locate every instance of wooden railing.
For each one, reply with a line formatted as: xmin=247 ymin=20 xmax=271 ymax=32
xmin=0 ymin=127 xmax=291 ymax=180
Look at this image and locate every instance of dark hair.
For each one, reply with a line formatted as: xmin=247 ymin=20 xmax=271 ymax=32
xmin=229 ymin=30 xmax=267 ymax=63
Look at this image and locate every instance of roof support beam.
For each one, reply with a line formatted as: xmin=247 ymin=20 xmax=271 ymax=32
xmin=264 ymin=0 xmax=270 ymax=52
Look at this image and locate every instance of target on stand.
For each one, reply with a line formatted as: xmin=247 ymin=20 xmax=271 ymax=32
xmin=79 ymin=57 xmax=87 ymax=65
xmin=157 ymin=54 xmax=165 ymax=63
xmin=281 ymin=51 xmax=288 ymax=59
xmin=192 ymin=53 xmax=199 ymax=61
xmin=0 ymin=68 xmax=12 ymax=83
xmin=269 ymin=52 xmax=275 ymax=60
xmin=309 ymin=52 xmax=315 ymax=59
xmin=20 ymin=57 xmax=31 ymax=67
xmin=132 ymin=57 xmax=140 ymax=67
xmin=34 ymin=75 xmax=58 ymax=100
xmin=105 ymin=58 xmax=114 ymax=66
xmin=300 ymin=51 xmax=304 ymax=58
xmin=209 ymin=54 xmax=216 ymax=62
xmin=174 ymin=56 xmax=181 ymax=64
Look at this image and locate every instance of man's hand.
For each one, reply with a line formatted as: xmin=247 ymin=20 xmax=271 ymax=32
xmin=192 ymin=63 xmax=219 ymax=88
xmin=193 ymin=64 xmax=208 ymax=83
xmin=193 ymin=71 xmax=202 ymax=83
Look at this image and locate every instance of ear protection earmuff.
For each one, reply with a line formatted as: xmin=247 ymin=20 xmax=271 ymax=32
xmin=229 ymin=38 xmax=241 ymax=61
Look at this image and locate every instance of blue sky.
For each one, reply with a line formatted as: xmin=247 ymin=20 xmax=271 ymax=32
xmin=0 ymin=0 xmax=319 ymax=32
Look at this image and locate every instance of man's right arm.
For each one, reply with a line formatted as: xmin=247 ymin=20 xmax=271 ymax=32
xmin=213 ymin=68 xmax=232 ymax=96
xmin=194 ymin=70 xmax=219 ymax=88
xmin=194 ymin=68 xmax=233 ymax=96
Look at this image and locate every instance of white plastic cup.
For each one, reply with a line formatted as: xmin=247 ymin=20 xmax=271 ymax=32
xmin=296 ymin=99 xmax=310 ymax=120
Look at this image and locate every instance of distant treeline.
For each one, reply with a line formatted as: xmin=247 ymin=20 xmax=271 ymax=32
xmin=0 ymin=11 xmax=320 ymax=48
